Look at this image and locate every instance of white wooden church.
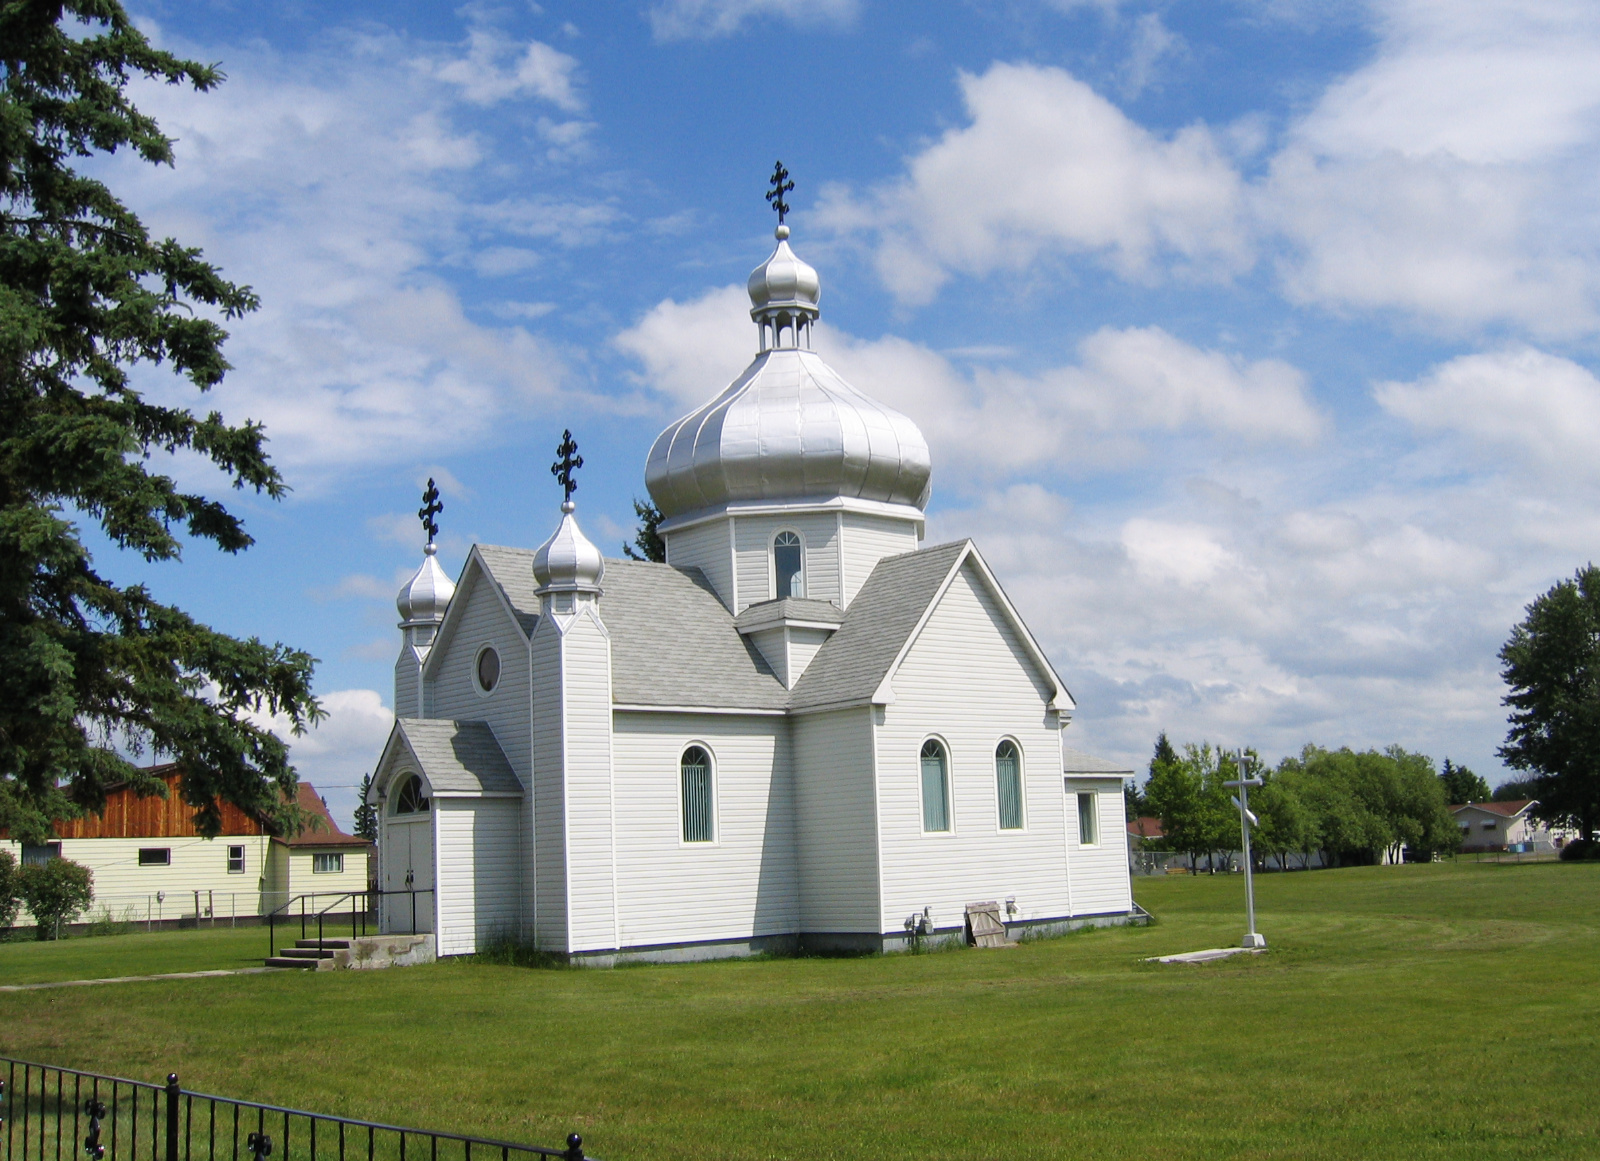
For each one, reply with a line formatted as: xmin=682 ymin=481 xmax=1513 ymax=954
xmin=366 ymin=214 xmax=1136 ymax=963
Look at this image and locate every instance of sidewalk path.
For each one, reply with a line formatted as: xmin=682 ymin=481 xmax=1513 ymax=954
xmin=0 ymin=967 xmax=285 ymax=992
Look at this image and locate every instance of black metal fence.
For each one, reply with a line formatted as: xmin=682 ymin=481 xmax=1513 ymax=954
xmin=0 ymin=1059 xmax=592 ymax=1161
xmin=264 ymin=891 xmax=434 ymax=959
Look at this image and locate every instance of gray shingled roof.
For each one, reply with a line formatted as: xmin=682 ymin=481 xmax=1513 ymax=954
xmin=603 ymin=560 xmax=790 ymax=709
xmin=396 ymin=719 xmax=523 ymax=795
xmin=1062 ymin=747 xmax=1134 ymax=776
xmin=734 ymin=597 xmax=846 ymax=631
xmin=474 ymin=544 xmax=542 ymax=634
xmin=788 ymin=541 xmax=967 ymax=712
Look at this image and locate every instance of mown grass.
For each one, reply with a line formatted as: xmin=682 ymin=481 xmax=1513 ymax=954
xmin=0 ymin=926 xmax=269 ymax=986
xmin=2 ymin=861 xmax=1597 ymax=1160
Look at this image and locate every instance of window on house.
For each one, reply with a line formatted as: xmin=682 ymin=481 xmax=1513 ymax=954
xmin=21 ymin=842 xmax=60 ymax=866
xmin=227 ymin=845 xmax=246 ymax=874
xmin=1077 ymin=792 xmax=1099 ymax=846
xmin=312 ymin=853 xmax=344 ymax=874
xmin=921 ymin=739 xmax=950 ymax=833
xmin=476 ymin=646 xmax=501 ymax=693
xmin=773 ymin=531 xmax=804 ymax=599
xmin=138 ymin=848 xmax=172 ymax=866
xmin=681 ymin=746 xmax=714 ymax=843
xmin=995 ymin=741 xmax=1023 ymax=830
xmin=393 ymin=774 xmax=430 ymax=815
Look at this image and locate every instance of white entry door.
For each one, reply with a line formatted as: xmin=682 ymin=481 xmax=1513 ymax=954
xmin=383 ymin=818 xmax=435 ymax=933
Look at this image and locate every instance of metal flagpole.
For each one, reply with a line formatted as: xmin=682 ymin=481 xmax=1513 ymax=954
xmin=1224 ymin=751 xmax=1267 ymax=950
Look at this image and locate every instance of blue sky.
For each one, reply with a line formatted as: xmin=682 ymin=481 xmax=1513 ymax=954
xmin=99 ymin=0 xmax=1600 ymax=825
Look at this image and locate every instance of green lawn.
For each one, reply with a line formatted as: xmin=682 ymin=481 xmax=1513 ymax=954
xmin=2 ymin=861 xmax=1597 ymax=1160
xmin=0 ymin=925 xmax=270 ymax=986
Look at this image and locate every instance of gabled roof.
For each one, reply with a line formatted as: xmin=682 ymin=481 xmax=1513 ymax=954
xmin=1128 ymin=816 xmax=1163 ymax=839
xmin=1451 ymin=799 xmax=1536 ymax=818
xmin=788 ymin=541 xmax=966 ymax=711
xmin=379 ymin=719 xmax=523 ymax=798
xmin=1063 ymin=748 xmax=1134 ymax=776
xmin=279 ymin=783 xmax=370 ymax=848
xmin=475 ymin=544 xmax=543 ymax=635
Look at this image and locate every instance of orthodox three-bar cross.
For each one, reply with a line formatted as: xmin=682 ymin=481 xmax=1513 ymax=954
xmin=552 ymin=430 xmax=583 ymax=503
xmin=418 ymin=478 xmax=443 ymax=545
xmin=766 ymin=161 xmax=794 ymax=224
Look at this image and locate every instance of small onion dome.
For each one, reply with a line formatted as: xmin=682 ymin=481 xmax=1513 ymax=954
xmin=397 ymin=544 xmax=455 ymax=625
xmin=645 ymin=347 xmax=932 ymax=521
xmin=748 ymin=224 xmax=820 ymax=321
xmin=532 ymin=501 xmax=605 ymax=594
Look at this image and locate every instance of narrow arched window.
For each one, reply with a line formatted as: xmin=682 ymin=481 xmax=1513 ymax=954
xmin=773 ymin=531 xmax=804 ymax=599
xmin=920 ymin=740 xmax=950 ymax=833
xmin=392 ymin=774 xmax=429 ymax=815
xmin=996 ymin=741 xmax=1023 ymax=830
xmin=681 ymin=746 xmax=714 ymax=843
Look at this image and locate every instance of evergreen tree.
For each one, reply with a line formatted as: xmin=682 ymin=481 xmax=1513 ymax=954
xmin=353 ymin=773 xmax=378 ymax=843
xmin=1439 ymin=758 xmax=1491 ymax=805
xmin=621 ymin=497 xmax=665 ymax=562
xmin=0 ymin=1 xmax=320 ymax=844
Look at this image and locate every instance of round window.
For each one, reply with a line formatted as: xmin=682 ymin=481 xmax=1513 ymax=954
xmin=476 ymin=646 xmax=501 ymax=693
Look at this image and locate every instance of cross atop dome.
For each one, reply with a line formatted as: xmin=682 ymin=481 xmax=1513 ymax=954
xmin=765 ymin=160 xmax=794 ymax=225
xmin=748 ymin=161 xmax=819 ymax=352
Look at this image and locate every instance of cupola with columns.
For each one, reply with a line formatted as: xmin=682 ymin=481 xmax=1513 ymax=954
xmin=642 ymin=164 xmax=933 ymax=685
xmin=394 ymin=479 xmax=456 ymax=717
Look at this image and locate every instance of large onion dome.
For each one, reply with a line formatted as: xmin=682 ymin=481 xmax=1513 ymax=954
xmin=533 ymin=501 xmax=605 ymax=594
xmin=645 ymin=226 xmax=931 ymax=522
xmin=397 ymin=544 xmax=454 ymax=625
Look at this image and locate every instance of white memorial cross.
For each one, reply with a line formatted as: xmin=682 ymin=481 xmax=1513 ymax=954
xmin=1224 ymin=755 xmax=1267 ymax=950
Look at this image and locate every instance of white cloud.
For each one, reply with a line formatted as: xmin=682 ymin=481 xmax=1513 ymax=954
xmin=615 ymin=285 xmax=1325 ymax=482
xmin=647 ymin=0 xmax=859 ymax=40
xmin=431 ymin=27 xmax=584 ymax=110
xmin=1375 ymin=346 xmax=1600 ymax=479
xmin=1122 ymin=13 xmax=1181 ymax=99
xmin=109 ymin=29 xmax=611 ymax=487
xmin=817 ymin=62 xmax=1250 ymax=304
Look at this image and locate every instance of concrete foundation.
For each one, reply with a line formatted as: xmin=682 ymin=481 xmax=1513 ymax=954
xmin=317 ymin=933 xmax=436 ymax=971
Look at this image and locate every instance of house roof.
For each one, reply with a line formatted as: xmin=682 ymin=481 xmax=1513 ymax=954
xmin=474 ymin=544 xmax=543 ymax=635
xmin=387 ymin=719 xmax=524 ymax=797
xmin=1128 ymin=816 xmax=1164 ymax=839
xmin=278 ymin=783 xmax=370 ymax=848
xmin=789 ymin=541 xmax=967 ymax=711
xmin=1450 ymin=799 xmax=1535 ymax=818
xmin=734 ymin=597 xmax=846 ymax=632
xmin=1063 ymin=748 xmax=1134 ymax=776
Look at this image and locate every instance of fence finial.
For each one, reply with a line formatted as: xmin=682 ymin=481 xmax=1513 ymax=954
xmin=563 ymin=1133 xmax=585 ymax=1161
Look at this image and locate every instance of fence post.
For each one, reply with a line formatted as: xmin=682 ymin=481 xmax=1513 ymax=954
xmin=563 ymin=1134 xmax=584 ymax=1161
xmin=165 ymin=1075 xmax=180 ymax=1161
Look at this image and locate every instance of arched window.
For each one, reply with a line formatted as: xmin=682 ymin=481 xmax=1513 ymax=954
xmin=995 ymin=741 xmax=1023 ymax=830
xmin=392 ymin=774 xmax=429 ymax=816
xmin=476 ymin=646 xmax=501 ymax=693
xmin=773 ymin=531 xmax=804 ymax=599
xmin=920 ymin=739 xmax=950 ymax=833
xmin=681 ymin=746 xmax=714 ymax=843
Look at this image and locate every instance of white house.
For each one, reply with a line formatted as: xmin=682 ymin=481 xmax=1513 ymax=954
xmin=366 ymin=220 xmax=1138 ymax=963
xmin=1450 ymin=799 xmax=1572 ymax=852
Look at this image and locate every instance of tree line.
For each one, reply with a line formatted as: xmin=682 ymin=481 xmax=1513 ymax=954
xmin=1130 ymin=735 xmax=1462 ymax=871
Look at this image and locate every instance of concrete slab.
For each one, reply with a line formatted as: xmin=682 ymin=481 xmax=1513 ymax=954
xmin=0 ymin=967 xmax=285 ymax=992
xmin=1147 ymin=946 xmax=1268 ymax=965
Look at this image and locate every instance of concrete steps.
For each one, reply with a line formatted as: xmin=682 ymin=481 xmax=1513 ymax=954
xmin=266 ymin=939 xmax=353 ymax=969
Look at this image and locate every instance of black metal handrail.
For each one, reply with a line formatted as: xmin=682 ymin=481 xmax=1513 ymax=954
xmin=0 ymin=1058 xmax=593 ymax=1161
xmin=263 ymin=890 xmax=433 ymax=960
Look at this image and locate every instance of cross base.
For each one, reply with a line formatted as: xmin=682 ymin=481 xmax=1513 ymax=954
xmin=1241 ymin=932 xmax=1268 ymax=949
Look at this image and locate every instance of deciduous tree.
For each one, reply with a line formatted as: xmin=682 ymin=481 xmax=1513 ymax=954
xmin=0 ymin=0 xmax=320 ymax=844
xmin=16 ymin=855 xmax=91 ymax=939
xmin=1499 ymin=565 xmax=1600 ymax=842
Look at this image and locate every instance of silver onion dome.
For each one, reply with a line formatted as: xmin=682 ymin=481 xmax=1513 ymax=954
xmin=397 ymin=544 xmax=455 ymax=625
xmin=645 ymin=227 xmax=932 ymax=522
xmin=533 ymin=501 xmax=605 ymax=593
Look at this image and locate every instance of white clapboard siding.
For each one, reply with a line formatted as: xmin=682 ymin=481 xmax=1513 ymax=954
xmin=875 ymin=561 xmax=1072 ymax=931
xmin=611 ymin=712 xmax=796 ymax=947
xmin=394 ymin=644 xmax=423 ymax=720
xmin=0 ymin=835 xmax=274 ymax=926
xmin=839 ymin=513 xmax=919 ymax=608
xmin=425 ymin=565 xmax=534 ymax=788
xmin=792 ymin=707 xmax=880 ymax=932
xmin=1064 ymin=781 xmax=1133 ymax=915
xmin=560 ymin=607 xmax=619 ymax=953
xmin=434 ymin=798 xmax=522 ymax=956
xmin=663 ymin=519 xmax=734 ymax=610
xmin=733 ymin=513 xmax=841 ymax=610
xmin=531 ymin=612 xmax=569 ymax=949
